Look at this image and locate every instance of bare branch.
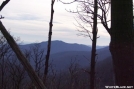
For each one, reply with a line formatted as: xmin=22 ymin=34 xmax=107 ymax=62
xmin=0 ymin=0 xmax=10 ymax=12
xmin=0 ymin=21 xmax=47 ymax=89
xmin=59 ymin=0 xmax=76 ymax=4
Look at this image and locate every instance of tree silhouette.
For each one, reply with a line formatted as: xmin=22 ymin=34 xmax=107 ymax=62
xmin=44 ymin=0 xmax=55 ymax=85
xmin=59 ymin=0 xmax=110 ymax=88
xmin=60 ymin=0 xmax=134 ymax=86
xmin=89 ymin=0 xmax=98 ymax=89
xmin=0 ymin=1 xmax=47 ymax=88
xmin=110 ymin=0 xmax=134 ymax=85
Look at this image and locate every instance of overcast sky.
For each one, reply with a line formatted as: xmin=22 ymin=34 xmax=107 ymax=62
xmin=0 ymin=0 xmax=110 ymax=46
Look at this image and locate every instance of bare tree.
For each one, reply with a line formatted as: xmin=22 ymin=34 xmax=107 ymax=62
xmin=0 ymin=1 xmax=47 ymax=89
xmin=88 ymin=0 xmax=98 ymax=89
xmin=59 ymin=0 xmax=110 ymax=88
xmin=7 ymin=58 xmax=26 ymax=89
xmin=44 ymin=0 xmax=55 ymax=84
xmin=60 ymin=0 xmax=134 ymax=86
xmin=68 ymin=59 xmax=80 ymax=89
xmin=59 ymin=0 xmax=111 ymax=34
xmin=30 ymin=43 xmax=45 ymax=78
xmin=0 ymin=33 xmax=12 ymax=89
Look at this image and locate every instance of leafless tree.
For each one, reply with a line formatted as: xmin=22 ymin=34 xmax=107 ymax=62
xmin=30 ymin=43 xmax=45 ymax=78
xmin=0 ymin=33 xmax=12 ymax=89
xmin=59 ymin=0 xmax=111 ymax=35
xmin=7 ymin=57 xmax=26 ymax=89
xmin=59 ymin=0 xmax=111 ymax=88
xmin=44 ymin=0 xmax=55 ymax=84
xmin=0 ymin=1 xmax=47 ymax=88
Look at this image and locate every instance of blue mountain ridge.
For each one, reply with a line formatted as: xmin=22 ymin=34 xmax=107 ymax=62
xmin=18 ymin=40 xmax=111 ymax=71
xmin=19 ymin=40 xmax=91 ymax=54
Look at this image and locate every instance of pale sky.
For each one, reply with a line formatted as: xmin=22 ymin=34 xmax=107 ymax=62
xmin=0 ymin=0 xmax=110 ymax=46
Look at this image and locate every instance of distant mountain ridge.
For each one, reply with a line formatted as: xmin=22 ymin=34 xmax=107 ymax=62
xmin=19 ymin=40 xmax=91 ymax=54
xmin=18 ymin=40 xmax=111 ymax=71
xmin=19 ymin=40 xmax=107 ymax=54
xmin=18 ymin=40 xmax=113 ymax=88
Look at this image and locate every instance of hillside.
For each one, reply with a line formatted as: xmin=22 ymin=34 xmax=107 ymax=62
xmin=19 ymin=40 xmax=91 ymax=54
xmin=19 ymin=40 xmax=111 ymax=71
xmin=1 ymin=40 xmax=114 ymax=89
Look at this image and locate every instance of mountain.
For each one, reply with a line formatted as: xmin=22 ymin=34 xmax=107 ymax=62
xmin=96 ymin=56 xmax=114 ymax=88
xmin=49 ymin=47 xmax=111 ymax=71
xmin=19 ymin=40 xmax=91 ymax=54
xmin=18 ymin=40 xmax=111 ymax=70
xmin=89 ymin=45 xmax=107 ymax=49
xmin=18 ymin=40 xmax=111 ymax=71
xmin=2 ymin=40 xmax=114 ymax=88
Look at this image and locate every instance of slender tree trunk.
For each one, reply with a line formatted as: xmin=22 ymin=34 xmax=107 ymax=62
xmin=44 ymin=0 xmax=55 ymax=84
xmin=110 ymin=0 xmax=134 ymax=85
xmin=90 ymin=0 xmax=98 ymax=89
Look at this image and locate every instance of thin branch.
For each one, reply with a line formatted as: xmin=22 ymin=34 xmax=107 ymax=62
xmin=59 ymin=0 xmax=76 ymax=4
xmin=0 ymin=0 xmax=10 ymax=12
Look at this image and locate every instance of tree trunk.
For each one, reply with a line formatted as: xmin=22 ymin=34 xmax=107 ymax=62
xmin=0 ymin=21 xmax=47 ymax=89
xmin=0 ymin=1 xmax=47 ymax=89
xmin=110 ymin=0 xmax=134 ymax=85
xmin=44 ymin=0 xmax=55 ymax=84
xmin=90 ymin=0 xmax=98 ymax=89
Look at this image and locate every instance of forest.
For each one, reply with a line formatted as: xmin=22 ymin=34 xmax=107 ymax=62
xmin=0 ymin=0 xmax=134 ymax=89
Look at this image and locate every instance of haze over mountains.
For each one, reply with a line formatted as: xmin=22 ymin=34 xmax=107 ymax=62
xmin=19 ymin=40 xmax=114 ymax=88
xmin=19 ymin=40 xmax=112 ymax=71
xmin=20 ymin=40 xmax=107 ymax=53
xmin=20 ymin=40 xmax=91 ymax=54
xmin=11 ymin=41 xmax=114 ymax=89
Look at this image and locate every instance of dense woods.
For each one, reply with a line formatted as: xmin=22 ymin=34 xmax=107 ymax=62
xmin=0 ymin=0 xmax=134 ymax=89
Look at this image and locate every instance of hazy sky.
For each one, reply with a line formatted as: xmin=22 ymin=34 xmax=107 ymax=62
xmin=0 ymin=0 xmax=110 ymax=46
